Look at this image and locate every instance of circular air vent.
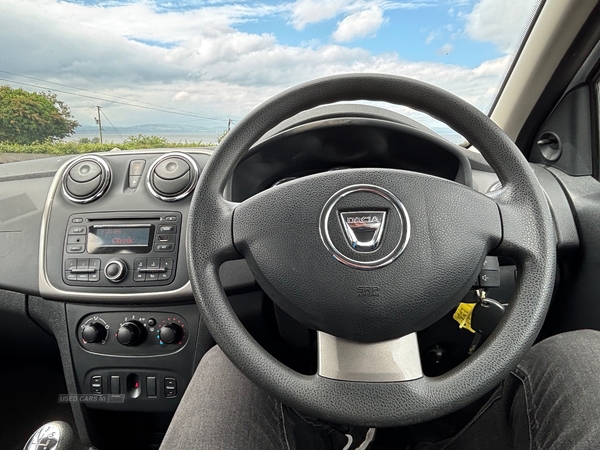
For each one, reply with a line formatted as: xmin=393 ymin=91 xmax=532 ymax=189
xmin=61 ymin=155 xmax=111 ymax=203
xmin=146 ymin=152 xmax=199 ymax=201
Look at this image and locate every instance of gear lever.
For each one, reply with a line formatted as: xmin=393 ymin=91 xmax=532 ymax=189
xmin=24 ymin=421 xmax=74 ymax=450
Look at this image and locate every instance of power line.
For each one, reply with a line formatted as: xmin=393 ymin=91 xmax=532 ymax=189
xmin=0 ymin=69 xmax=230 ymax=121
xmin=0 ymin=76 xmax=229 ymax=122
xmin=100 ymin=108 xmax=125 ymax=141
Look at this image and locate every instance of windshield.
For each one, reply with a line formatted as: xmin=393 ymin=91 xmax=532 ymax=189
xmin=0 ymin=0 xmax=541 ymax=162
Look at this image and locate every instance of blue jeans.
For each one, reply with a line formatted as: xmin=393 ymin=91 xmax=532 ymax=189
xmin=161 ymin=330 xmax=600 ymax=449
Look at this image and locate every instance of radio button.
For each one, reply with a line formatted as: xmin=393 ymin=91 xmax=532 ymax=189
xmin=147 ymin=258 xmax=160 ymax=270
xmin=158 ymin=271 xmax=172 ymax=281
xmin=76 ymin=273 xmax=89 ymax=282
xmin=133 ymin=272 xmax=146 ymax=282
xmin=160 ymin=258 xmax=174 ymax=270
xmin=67 ymin=245 xmax=85 ymax=253
xmin=65 ymin=259 xmax=77 ymax=271
xmin=164 ymin=216 xmax=177 ymax=222
xmin=158 ymin=225 xmax=176 ymax=234
xmin=72 ymin=218 xmax=83 ymax=223
xmin=65 ymin=271 xmax=77 ymax=281
xmin=89 ymin=259 xmax=101 ymax=270
xmin=155 ymin=244 xmax=174 ymax=252
xmin=156 ymin=234 xmax=175 ymax=242
xmin=147 ymin=272 xmax=159 ymax=281
xmin=89 ymin=272 xmax=100 ymax=282
xmin=134 ymin=258 xmax=147 ymax=270
xmin=69 ymin=226 xmax=86 ymax=235
xmin=77 ymin=259 xmax=89 ymax=269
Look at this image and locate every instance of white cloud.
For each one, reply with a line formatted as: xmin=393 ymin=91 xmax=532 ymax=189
xmin=0 ymin=0 xmax=513 ymax=137
xmin=465 ymin=0 xmax=540 ymax=53
xmin=436 ymin=43 xmax=453 ymax=55
xmin=332 ymin=6 xmax=385 ymax=42
xmin=288 ymin=0 xmax=431 ymax=30
xmin=425 ymin=31 xmax=437 ymax=44
xmin=290 ymin=0 xmax=350 ymax=30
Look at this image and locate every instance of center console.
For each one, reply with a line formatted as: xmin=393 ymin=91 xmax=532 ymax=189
xmin=38 ymin=150 xmax=214 ymax=421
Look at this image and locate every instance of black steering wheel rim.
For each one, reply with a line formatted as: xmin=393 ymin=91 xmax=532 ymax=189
xmin=186 ymin=73 xmax=556 ymax=427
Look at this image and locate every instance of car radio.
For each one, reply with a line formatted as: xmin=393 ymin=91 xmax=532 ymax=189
xmin=62 ymin=211 xmax=182 ymax=287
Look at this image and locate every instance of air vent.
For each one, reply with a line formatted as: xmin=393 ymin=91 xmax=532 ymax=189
xmin=61 ymin=155 xmax=111 ymax=204
xmin=146 ymin=152 xmax=199 ymax=201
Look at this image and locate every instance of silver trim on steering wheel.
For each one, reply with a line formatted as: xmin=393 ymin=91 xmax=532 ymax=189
xmin=317 ymin=331 xmax=423 ymax=382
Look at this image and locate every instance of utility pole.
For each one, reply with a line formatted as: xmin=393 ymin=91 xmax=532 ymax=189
xmin=96 ymin=106 xmax=103 ymax=144
xmin=227 ymin=118 xmax=231 ymax=132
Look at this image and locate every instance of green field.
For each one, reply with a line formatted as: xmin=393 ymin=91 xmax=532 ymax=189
xmin=0 ymin=134 xmax=216 ymax=155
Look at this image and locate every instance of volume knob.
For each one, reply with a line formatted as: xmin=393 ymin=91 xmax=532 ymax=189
xmin=117 ymin=321 xmax=146 ymax=346
xmin=104 ymin=259 xmax=127 ymax=282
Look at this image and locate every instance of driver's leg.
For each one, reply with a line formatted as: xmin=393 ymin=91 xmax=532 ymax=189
xmin=505 ymin=329 xmax=600 ymax=450
xmin=429 ymin=329 xmax=600 ymax=450
xmin=160 ymin=345 xmax=373 ymax=450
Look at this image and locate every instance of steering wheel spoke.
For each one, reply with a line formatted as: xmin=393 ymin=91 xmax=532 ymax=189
xmin=490 ymin=185 xmax=554 ymax=264
xmin=317 ymin=332 xmax=423 ymax=382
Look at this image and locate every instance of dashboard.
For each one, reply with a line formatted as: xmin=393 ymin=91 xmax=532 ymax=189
xmin=0 ymin=104 xmax=581 ymax=447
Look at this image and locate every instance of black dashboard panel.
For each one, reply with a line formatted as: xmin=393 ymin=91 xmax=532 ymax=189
xmin=231 ymin=118 xmax=472 ymax=202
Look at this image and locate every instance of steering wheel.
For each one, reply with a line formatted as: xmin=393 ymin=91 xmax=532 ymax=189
xmin=186 ymin=74 xmax=556 ymax=427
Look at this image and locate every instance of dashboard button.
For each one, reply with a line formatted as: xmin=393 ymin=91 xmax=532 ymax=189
xmin=133 ymin=272 xmax=146 ymax=282
xmin=77 ymin=259 xmax=89 ymax=269
xmin=147 ymin=258 xmax=160 ymax=270
xmin=164 ymin=216 xmax=177 ymax=222
xmin=65 ymin=258 xmax=77 ymax=270
xmin=89 ymin=272 xmax=100 ymax=282
xmin=76 ymin=273 xmax=89 ymax=282
xmin=160 ymin=258 xmax=174 ymax=270
xmin=134 ymin=258 xmax=147 ymax=270
xmin=111 ymin=376 xmax=121 ymax=395
xmin=479 ymin=270 xmax=501 ymax=288
xmin=158 ymin=270 xmax=172 ymax=281
xmin=482 ymin=256 xmax=499 ymax=271
xmin=164 ymin=377 xmax=177 ymax=397
xmin=147 ymin=272 xmax=158 ymax=281
xmin=147 ymin=377 xmax=157 ymax=397
xmin=91 ymin=375 xmax=102 ymax=394
xmin=72 ymin=218 xmax=83 ymax=223
xmin=128 ymin=175 xmax=141 ymax=189
xmin=65 ymin=271 xmax=77 ymax=281
xmin=129 ymin=159 xmax=146 ymax=177
xmin=67 ymin=245 xmax=85 ymax=253
xmin=154 ymin=243 xmax=174 ymax=252
xmin=89 ymin=259 xmax=101 ymax=270
xmin=69 ymin=226 xmax=86 ymax=235
xmin=158 ymin=225 xmax=176 ymax=233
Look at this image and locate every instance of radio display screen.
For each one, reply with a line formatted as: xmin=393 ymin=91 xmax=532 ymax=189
xmin=88 ymin=225 xmax=153 ymax=253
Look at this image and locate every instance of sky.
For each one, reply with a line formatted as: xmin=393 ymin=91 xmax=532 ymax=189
xmin=0 ymin=0 xmax=540 ymax=141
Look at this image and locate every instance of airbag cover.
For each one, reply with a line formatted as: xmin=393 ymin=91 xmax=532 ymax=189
xmin=233 ymin=168 xmax=501 ymax=342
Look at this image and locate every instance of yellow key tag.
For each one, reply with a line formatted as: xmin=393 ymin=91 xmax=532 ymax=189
xmin=453 ymin=303 xmax=476 ymax=333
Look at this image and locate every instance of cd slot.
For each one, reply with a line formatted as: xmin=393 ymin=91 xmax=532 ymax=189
xmin=86 ymin=217 xmax=162 ymax=222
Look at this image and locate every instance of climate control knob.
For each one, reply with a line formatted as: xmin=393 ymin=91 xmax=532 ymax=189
xmin=104 ymin=259 xmax=127 ymax=282
xmin=159 ymin=323 xmax=183 ymax=344
xmin=117 ymin=321 xmax=146 ymax=346
xmin=82 ymin=322 xmax=107 ymax=343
